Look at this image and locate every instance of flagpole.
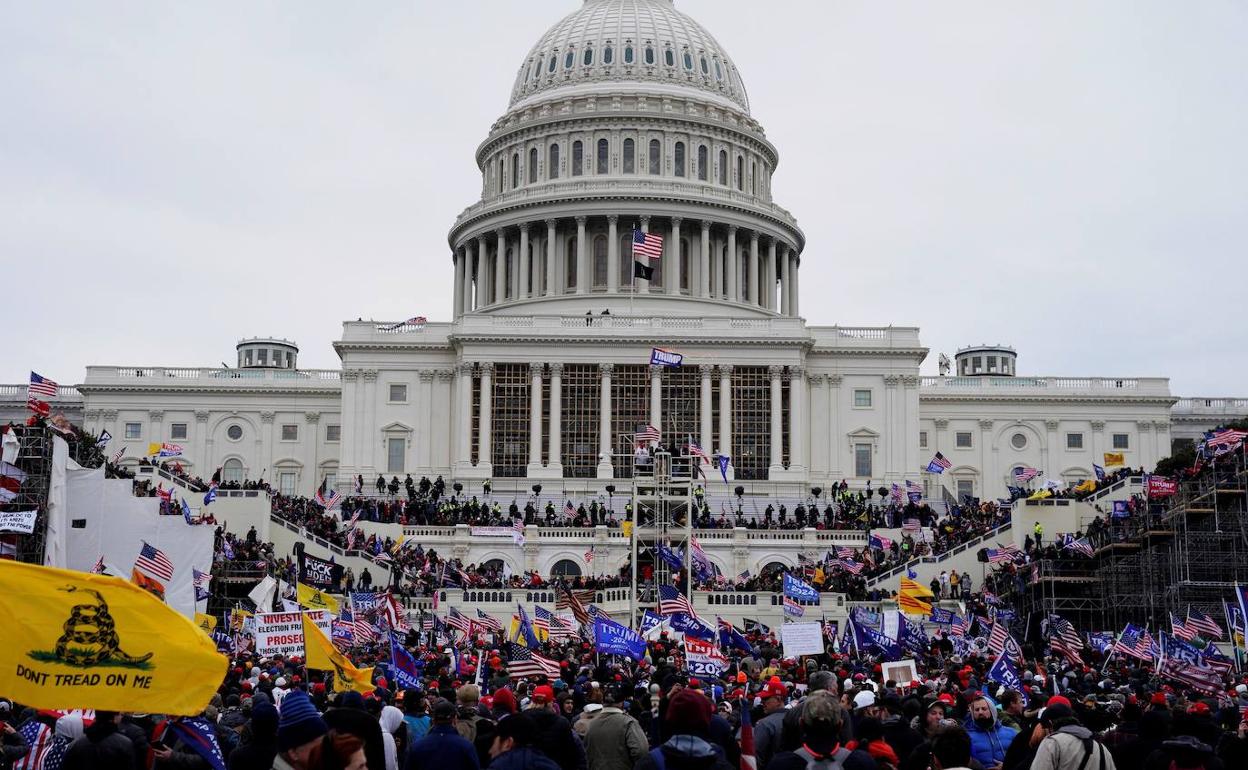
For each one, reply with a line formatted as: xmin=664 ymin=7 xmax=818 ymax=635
xmin=1229 ymin=588 xmax=1244 ymax=673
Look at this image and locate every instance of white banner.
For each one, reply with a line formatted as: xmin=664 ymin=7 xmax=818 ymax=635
xmin=0 ymin=509 xmax=38 ymax=534
xmin=469 ymin=526 xmax=516 ymax=538
xmin=255 ymin=610 xmax=330 ymax=657
xmin=781 ymin=621 xmax=826 ymax=657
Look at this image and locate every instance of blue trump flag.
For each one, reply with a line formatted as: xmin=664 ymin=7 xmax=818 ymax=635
xmin=929 ymin=607 xmax=957 ymax=625
xmin=1111 ymin=500 xmax=1130 ymax=518
xmin=852 ymin=621 xmax=901 ymax=661
xmin=717 ymin=455 xmax=730 ymax=483
xmin=1093 ymin=463 xmax=1106 ymax=482
xmin=640 ymin=610 xmax=665 ymax=636
xmin=987 ymin=652 xmax=1028 ymax=706
xmin=717 ymin=618 xmax=752 ymax=653
xmin=167 ymin=717 xmax=227 ymax=770
xmin=783 ymin=573 xmax=819 ymax=603
xmin=594 ymin=617 xmax=646 ymax=660
xmin=655 ymin=543 xmax=685 ymax=572
xmin=669 ymin=612 xmax=716 ymax=640
xmin=390 ymin=637 xmax=424 ymax=690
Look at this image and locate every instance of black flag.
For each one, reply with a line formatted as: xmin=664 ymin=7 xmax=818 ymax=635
xmin=633 ymin=260 xmax=654 ymax=280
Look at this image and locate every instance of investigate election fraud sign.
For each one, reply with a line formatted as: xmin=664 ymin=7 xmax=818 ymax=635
xmin=255 ymin=610 xmax=331 ymax=657
xmin=0 ymin=560 xmax=226 ymax=715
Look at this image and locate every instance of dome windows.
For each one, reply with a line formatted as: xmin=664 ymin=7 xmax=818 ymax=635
xmin=736 ymin=155 xmax=744 ymax=191
xmin=548 ymin=143 xmax=560 ymax=179
xmin=511 ymin=152 xmax=519 ymax=189
xmin=674 ymin=141 xmax=686 ymax=177
xmin=572 ymin=140 xmax=584 ymax=176
xmin=644 ymin=45 xmax=654 ymax=65
xmin=548 ymin=54 xmax=557 ymax=73
xmin=718 ymin=149 xmax=727 ymax=185
xmin=624 ymin=45 xmax=634 ymax=64
xmin=714 ymin=59 xmax=723 ymax=80
xmin=596 ymin=138 xmax=608 ymax=174
xmin=700 ymin=56 xmax=709 ymax=75
xmin=622 ymin=138 xmax=635 ymax=173
xmin=697 ymin=145 xmax=708 ymax=181
xmin=583 ymin=47 xmax=593 ymax=66
xmin=648 ymin=139 xmax=661 ymax=175
xmin=564 ymin=50 xmax=575 ymax=69
xmin=603 ymin=45 xmax=613 ymax=64
xmin=664 ymin=48 xmax=675 ymax=67
xmin=683 ymin=52 xmax=693 ymax=71
xmin=528 ymin=148 xmax=538 ymax=184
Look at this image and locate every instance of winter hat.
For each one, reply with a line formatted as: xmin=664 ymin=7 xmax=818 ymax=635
xmin=1039 ymin=703 xmax=1074 ymax=727
xmin=251 ymin=700 xmax=279 ymax=738
xmin=276 ymin=691 xmax=328 ymax=752
xmin=666 ymin=689 xmax=713 ymax=733
xmin=493 ymin=688 xmax=518 ymax=714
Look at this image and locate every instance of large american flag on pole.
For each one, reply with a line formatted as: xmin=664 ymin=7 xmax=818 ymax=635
xmin=659 ymin=584 xmax=698 ymax=618
xmin=635 ymin=424 xmax=661 ymax=444
xmin=135 ymin=542 xmax=175 ymax=581
xmin=632 ymin=229 xmax=664 ymax=259
xmin=505 ymin=642 xmax=561 ymax=680
xmin=27 ymin=371 xmax=57 ymax=415
xmin=1186 ymin=607 xmax=1224 ymax=639
xmin=556 ymin=585 xmax=593 ymax=625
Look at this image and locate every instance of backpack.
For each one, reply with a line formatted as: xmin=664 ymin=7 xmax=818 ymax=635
xmin=1048 ymin=728 xmax=1107 ymax=770
xmin=793 ymin=746 xmax=853 ymax=769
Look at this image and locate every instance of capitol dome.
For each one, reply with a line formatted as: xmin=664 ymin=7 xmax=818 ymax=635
xmin=510 ymin=0 xmax=751 ymax=115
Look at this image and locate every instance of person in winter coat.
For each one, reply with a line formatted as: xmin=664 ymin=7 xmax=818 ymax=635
xmin=42 ymin=712 xmax=84 ymax=770
xmin=486 ymin=713 xmax=560 ymax=770
xmin=1030 ymin=704 xmax=1115 ymax=770
xmin=324 ymin=691 xmax=387 ymax=770
xmin=0 ymin=710 xmax=29 ymax=770
xmin=766 ymin=692 xmax=876 ymax=770
xmin=380 ymin=706 xmax=405 ymax=770
xmin=583 ymin=687 xmax=648 ymax=770
xmin=634 ymin=689 xmax=733 ymax=770
xmin=523 ymin=686 xmax=585 ymax=770
xmin=61 ymin=711 xmax=136 ymax=770
xmin=965 ymin=695 xmax=1017 ymax=769
xmin=227 ymin=700 xmax=278 ymax=770
xmin=405 ymin=701 xmax=479 ymax=770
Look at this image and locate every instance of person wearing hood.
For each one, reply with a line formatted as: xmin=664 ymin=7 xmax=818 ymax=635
xmin=583 ymin=685 xmax=647 ymax=770
xmin=634 ymin=689 xmax=733 ymax=770
xmin=43 ymin=713 xmax=84 ymax=770
xmin=964 ymin=694 xmax=1016 ymax=769
xmin=324 ymin=690 xmax=386 ymax=770
xmin=767 ymin=692 xmax=875 ymax=770
xmin=227 ymin=700 xmax=277 ymax=770
xmin=61 ymin=711 xmax=136 ymax=770
xmin=486 ymin=713 xmax=560 ymax=770
xmin=380 ymin=706 xmax=405 ymax=770
xmin=1030 ymin=703 xmax=1116 ymax=770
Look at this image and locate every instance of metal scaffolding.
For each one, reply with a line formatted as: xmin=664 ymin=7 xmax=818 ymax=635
xmin=3 ymin=425 xmax=55 ymax=564
xmin=628 ymin=448 xmax=695 ymax=627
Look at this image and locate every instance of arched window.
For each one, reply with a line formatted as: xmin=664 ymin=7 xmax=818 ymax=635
xmin=549 ymin=144 xmax=560 ymax=179
xmin=751 ymin=161 xmax=757 ymax=195
xmin=511 ymin=153 xmax=519 ymax=189
xmin=551 ymin=559 xmax=582 ymax=577
xmin=714 ymin=59 xmax=722 ymax=80
xmin=603 ymin=46 xmax=613 ymax=64
xmin=683 ymin=52 xmax=693 ymax=70
xmin=697 ymin=145 xmax=708 ymax=181
xmin=528 ymin=147 xmax=538 ymax=183
xmin=622 ymin=138 xmax=635 ymax=173
xmin=619 ymin=234 xmax=634 ymax=286
xmin=762 ymin=561 xmax=787 ymax=575
xmin=593 ymin=235 xmax=608 ymax=287
xmin=564 ymin=50 xmax=575 ymax=69
xmin=583 ymin=47 xmax=593 ymax=66
xmin=572 ymin=140 xmax=584 ymax=176
xmin=504 ymin=248 xmax=513 ymax=298
xmin=644 ymin=46 xmax=654 ymax=65
xmin=736 ymin=155 xmax=744 ymax=191
xmin=664 ymin=48 xmax=675 ymax=67
xmin=481 ymin=558 xmax=504 ymax=572
xmin=223 ymin=458 xmax=244 ymax=484
xmin=624 ymin=45 xmax=634 ymax=64
xmin=700 ymin=56 xmax=709 ymax=75
xmin=565 ymin=237 xmax=577 ymax=289
xmin=596 ymin=138 xmax=609 ymax=174
xmin=531 ymin=59 xmax=540 ymax=83
xmin=681 ymin=238 xmax=691 ymax=290
xmin=673 ymin=142 xmax=686 ymax=177
xmin=648 ymin=139 xmax=661 ymax=175
xmin=718 ymin=149 xmax=727 ymax=185
xmin=496 ymin=157 xmax=503 ymax=194
xmin=548 ymin=54 xmax=557 ymax=73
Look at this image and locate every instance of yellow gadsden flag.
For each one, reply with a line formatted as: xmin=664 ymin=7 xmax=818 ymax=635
xmin=897 ymin=577 xmax=934 ymax=615
xmin=1103 ymin=452 xmax=1125 ymax=467
xmin=296 ymin=582 xmax=341 ymax=615
xmin=301 ymin=613 xmax=374 ymax=694
xmin=193 ymin=613 xmax=218 ymax=635
xmin=0 ymin=561 xmax=227 ymax=715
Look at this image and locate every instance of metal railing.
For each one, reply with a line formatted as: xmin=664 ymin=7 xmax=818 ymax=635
xmin=866 ymin=520 xmax=1013 ymax=586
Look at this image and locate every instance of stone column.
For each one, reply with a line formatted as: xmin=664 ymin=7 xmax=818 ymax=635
xmin=462 ymin=245 xmax=475 ymax=313
xmin=667 ymin=218 xmax=682 ymax=296
xmin=827 ymin=375 xmax=843 ymax=477
xmin=699 ymin=364 xmax=714 ymax=453
xmin=726 ymin=226 xmax=738 ymax=302
xmin=597 ymin=364 xmax=614 ymax=478
xmin=649 ymin=365 xmax=662 ymax=432
xmin=699 ymin=221 xmax=711 ymax=298
xmin=791 ymin=250 xmax=801 ymax=316
xmin=518 ymin=224 xmax=530 ymax=299
xmin=456 ymin=363 xmax=474 ymax=471
xmin=475 ymin=236 xmax=489 ymax=309
xmin=548 ymin=363 xmax=563 ymax=471
xmin=709 ymin=235 xmax=720 ymax=298
xmin=545 ymin=219 xmax=557 ymax=297
xmin=768 ymin=365 xmax=784 ymax=475
xmin=978 ymin=418 xmax=994 ymax=497
xmin=718 ymin=365 xmax=734 ymax=480
xmin=638 ymin=216 xmax=651 ymax=294
xmin=415 ymin=374 xmax=433 ymax=470
xmin=528 ymin=364 xmax=543 ymax=473
xmin=453 ymin=249 xmax=465 ymax=317
xmin=1091 ymin=420 xmax=1106 ymax=472
xmin=478 ymin=363 xmax=494 ymax=472
xmin=494 ymin=230 xmax=507 ymax=303
xmin=606 ymin=215 xmax=619 ymax=293
xmin=361 ymin=371 xmax=378 ymax=473
xmin=575 ymin=216 xmax=588 ymax=295
xmin=791 ymin=367 xmax=808 ymax=473
xmin=748 ymin=231 xmax=760 ymax=306
xmin=765 ymin=239 xmax=777 ymax=311
xmin=1043 ymin=419 xmax=1059 ymax=479
xmin=780 ymin=244 xmax=791 ymax=316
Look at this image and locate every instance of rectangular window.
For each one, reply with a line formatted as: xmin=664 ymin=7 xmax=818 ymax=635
xmin=281 ymin=424 xmax=298 ymax=441
xmin=125 ymin=423 xmax=141 ymax=439
xmin=854 ymin=444 xmax=872 ymax=478
xmin=491 ymin=364 xmax=531 ymax=478
xmin=732 ymin=367 xmax=771 ymax=481
xmin=1112 ymin=433 xmax=1129 ymax=450
xmin=258 ymin=349 xmax=268 ymax=365
xmin=1066 ymin=432 xmax=1083 ymax=449
xmin=389 ymin=384 xmax=407 ymax=403
xmin=170 ymin=423 xmax=187 ymax=440
xmin=853 ymin=389 xmax=872 ymax=408
xmin=561 ymin=365 xmax=600 ymax=479
xmin=955 ymin=431 xmax=973 ymax=448
xmin=326 ymin=425 xmax=341 ymax=442
xmin=611 ymin=365 xmax=651 ymax=479
xmin=919 ymin=431 xmax=928 ymax=449
xmin=279 ymin=472 xmax=296 ymax=496
xmin=387 ymin=438 xmax=405 ymax=473
xmin=956 ymin=479 xmax=974 ymax=500
xmin=987 ymin=356 xmax=997 ymax=372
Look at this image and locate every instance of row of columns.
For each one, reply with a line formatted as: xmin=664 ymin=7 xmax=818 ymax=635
xmin=457 ymin=361 xmax=807 ymax=478
xmin=451 ymin=216 xmax=801 ymax=317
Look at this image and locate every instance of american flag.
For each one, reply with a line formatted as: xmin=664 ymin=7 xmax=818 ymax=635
xmin=445 ymin=607 xmax=473 ymax=634
xmin=986 ymin=543 xmax=1021 ymax=564
xmin=537 ymin=607 xmax=577 ymax=640
xmin=901 ymin=519 xmax=921 ymax=534
xmin=739 ymin=696 xmax=757 ymax=770
xmin=556 ymin=585 xmax=593 ymax=625
xmin=512 ymin=516 xmax=526 ymax=544
xmin=352 ymin=615 xmax=379 ymax=645
xmin=584 ymin=548 xmax=594 ymax=563
xmin=13 ymin=720 xmax=53 ymax=770
xmin=1112 ymin=624 xmax=1156 ymax=662
xmin=135 ymin=542 xmax=174 ymax=581
xmin=635 ymin=424 xmax=661 ymax=444
xmin=531 ymin=605 xmax=551 ymax=634
xmin=1186 ymin=608 xmax=1224 ymax=640
xmin=1048 ymin=615 xmax=1085 ymax=664
xmin=631 ymin=229 xmax=664 ymax=259
xmin=988 ymin=622 xmax=1023 ymax=661
xmin=836 ymin=558 xmax=863 ymax=575
xmin=29 ymin=371 xmax=58 ymax=397
xmin=1013 ymin=466 xmax=1040 ymax=482
xmin=688 ymin=438 xmax=711 ymax=464
xmin=1157 ymin=657 xmax=1224 ymax=697
xmin=835 ymin=546 xmax=856 ymax=559
xmin=1063 ymin=536 xmax=1094 ymax=558
xmin=1206 ymin=428 xmax=1248 ymax=450
xmin=475 ymin=609 xmax=502 ymax=632
xmin=948 ymin=615 xmax=967 ymax=637
xmin=1171 ymin=613 xmax=1197 ymax=641
xmin=658 ymin=584 xmax=698 ymax=617
xmin=927 ymin=452 xmax=951 ymax=471
xmin=315 ymin=488 xmax=343 ymax=510
xmin=505 ymin=642 xmax=561 ymax=680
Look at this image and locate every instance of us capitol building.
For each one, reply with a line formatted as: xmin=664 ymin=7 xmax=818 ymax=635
xmin=12 ymin=0 xmax=1241 ymax=505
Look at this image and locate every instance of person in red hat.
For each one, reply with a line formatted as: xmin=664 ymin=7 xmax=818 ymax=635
xmin=523 ymin=683 xmax=584 ymax=769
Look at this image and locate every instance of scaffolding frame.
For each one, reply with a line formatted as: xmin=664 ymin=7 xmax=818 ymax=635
xmin=628 ymin=448 xmax=695 ymax=627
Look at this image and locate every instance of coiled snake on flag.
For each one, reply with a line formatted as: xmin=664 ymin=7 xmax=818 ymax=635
xmin=54 ymin=586 xmax=153 ymax=667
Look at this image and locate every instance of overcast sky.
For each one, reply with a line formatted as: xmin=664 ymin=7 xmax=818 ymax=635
xmin=3 ymin=1 xmax=1244 ymax=395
